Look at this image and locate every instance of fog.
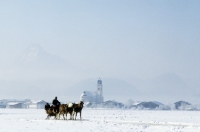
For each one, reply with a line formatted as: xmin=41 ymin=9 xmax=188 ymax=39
xmin=0 ymin=1 xmax=200 ymax=103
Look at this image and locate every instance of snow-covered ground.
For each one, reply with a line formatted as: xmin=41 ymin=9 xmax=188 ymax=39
xmin=1 ymin=109 xmax=200 ymax=132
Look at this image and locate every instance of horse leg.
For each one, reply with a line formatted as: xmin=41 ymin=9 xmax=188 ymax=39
xmin=70 ymin=112 xmax=73 ymax=120
xmin=80 ymin=111 xmax=82 ymax=120
xmin=57 ymin=113 xmax=60 ymax=120
xmin=73 ymin=111 xmax=75 ymax=120
xmin=75 ymin=112 xmax=77 ymax=120
xmin=63 ymin=113 xmax=65 ymax=120
xmin=54 ymin=113 xmax=58 ymax=120
xmin=46 ymin=115 xmax=49 ymax=120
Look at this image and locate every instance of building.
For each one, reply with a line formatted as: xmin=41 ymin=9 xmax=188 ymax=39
xmin=0 ymin=99 xmax=46 ymax=109
xmin=28 ymin=100 xmax=46 ymax=109
xmin=174 ymin=101 xmax=191 ymax=109
xmin=6 ymin=102 xmax=25 ymax=109
xmin=0 ymin=102 xmax=6 ymax=108
xmin=1 ymin=99 xmax=30 ymax=109
xmin=80 ymin=91 xmax=97 ymax=103
xmin=80 ymin=78 xmax=104 ymax=104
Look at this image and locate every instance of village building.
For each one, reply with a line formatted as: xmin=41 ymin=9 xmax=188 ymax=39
xmin=0 ymin=99 xmax=46 ymax=109
xmin=0 ymin=101 xmax=6 ymax=108
xmin=28 ymin=100 xmax=46 ymax=109
xmin=80 ymin=78 xmax=104 ymax=104
xmin=174 ymin=101 xmax=191 ymax=109
xmin=0 ymin=99 xmax=30 ymax=109
xmin=6 ymin=102 xmax=25 ymax=109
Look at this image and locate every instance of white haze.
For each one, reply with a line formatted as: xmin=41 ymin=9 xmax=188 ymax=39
xmin=0 ymin=1 xmax=200 ymax=103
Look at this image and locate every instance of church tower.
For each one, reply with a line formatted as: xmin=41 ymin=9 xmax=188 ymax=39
xmin=96 ymin=78 xmax=103 ymax=103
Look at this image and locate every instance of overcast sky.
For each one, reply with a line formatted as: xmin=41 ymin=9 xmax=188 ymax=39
xmin=0 ymin=1 xmax=200 ymax=88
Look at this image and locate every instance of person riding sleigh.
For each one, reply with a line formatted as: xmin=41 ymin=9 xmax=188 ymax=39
xmin=52 ymin=96 xmax=60 ymax=113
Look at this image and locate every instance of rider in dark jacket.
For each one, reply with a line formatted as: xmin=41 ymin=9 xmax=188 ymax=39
xmin=52 ymin=97 xmax=60 ymax=113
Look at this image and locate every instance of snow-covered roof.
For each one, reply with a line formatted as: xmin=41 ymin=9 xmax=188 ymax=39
xmin=7 ymin=102 xmax=23 ymax=105
xmin=31 ymin=100 xmax=46 ymax=104
xmin=132 ymin=101 xmax=142 ymax=105
xmin=81 ymin=91 xmax=97 ymax=97
xmin=153 ymin=101 xmax=164 ymax=105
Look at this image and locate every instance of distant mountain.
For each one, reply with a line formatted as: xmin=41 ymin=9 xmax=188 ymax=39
xmin=0 ymin=45 xmax=115 ymax=102
xmin=0 ymin=44 xmax=86 ymax=81
xmin=147 ymin=73 xmax=191 ymax=98
xmin=61 ymin=78 xmax=140 ymax=102
xmin=0 ymin=78 xmax=71 ymax=101
xmin=16 ymin=44 xmax=69 ymax=72
xmin=130 ymin=73 xmax=192 ymax=102
xmin=18 ymin=44 xmax=69 ymax=69
xmin=0 ymin=45 xmax=84 ymax=101
xmin=0 ymin=45 xmax=197 ymax=103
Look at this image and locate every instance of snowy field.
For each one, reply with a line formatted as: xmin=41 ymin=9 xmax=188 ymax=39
xmin=1 ymin=109 xmax=200 ymax=132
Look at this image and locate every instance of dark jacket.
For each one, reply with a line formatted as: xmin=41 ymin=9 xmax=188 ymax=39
xmin=52 ymin=99 xmax=60 ymax=106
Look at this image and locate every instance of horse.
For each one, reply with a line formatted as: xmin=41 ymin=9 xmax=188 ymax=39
xmin=73 ymin=101 xmax=84 ymax=120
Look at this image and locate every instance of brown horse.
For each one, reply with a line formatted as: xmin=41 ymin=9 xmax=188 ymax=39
xmin=45 ymin=106 xmax=57 ymax=120
xmin=73 ymin=101 xmax=84 ymax=120
xmin=57 ymin=104 xmax=68 ymax=120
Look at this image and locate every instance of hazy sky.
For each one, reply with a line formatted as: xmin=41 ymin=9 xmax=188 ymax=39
xmin=0 ymin=1 xmax=200 ymax=88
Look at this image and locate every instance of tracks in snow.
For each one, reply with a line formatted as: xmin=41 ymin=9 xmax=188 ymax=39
xmin=84 ymin=119 xmax=200 ymax=127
